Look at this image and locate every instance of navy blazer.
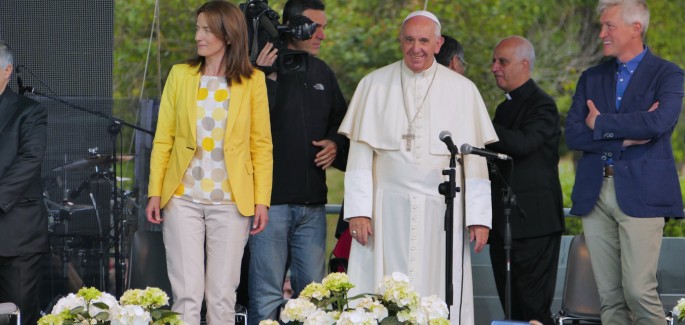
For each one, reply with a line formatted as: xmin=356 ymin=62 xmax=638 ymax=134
xmin=565 ymin=49 xmax=684 ymax=218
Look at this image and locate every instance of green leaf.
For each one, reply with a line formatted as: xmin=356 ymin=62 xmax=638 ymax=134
xmin=95 ymin=311 xmax=110 ymax=321
xmin=154 ymin=309 xmax=181 ymax=318
xmin=151 ymin=309 xmax=162 ymax=319
xmin=70 ymin=306 xmax=85 ymax=314
xmin=379 ymin=315 xmax=404 ymax=325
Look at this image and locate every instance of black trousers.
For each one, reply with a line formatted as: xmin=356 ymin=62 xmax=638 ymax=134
xmin=0 ymin=254 xmax=43 ymax=325
xmin=489 ymin=232 xmax=562 ymax=325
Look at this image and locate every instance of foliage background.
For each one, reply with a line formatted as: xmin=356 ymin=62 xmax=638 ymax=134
xmin=113 ymin=0 xmax=685 ymax=236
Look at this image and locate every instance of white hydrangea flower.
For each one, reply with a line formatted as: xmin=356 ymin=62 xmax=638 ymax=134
xmin=304 ymin=309 xmax=335 ymax=325
xmin=327 ymin=310 xmax=342 ymax=322
xmin=420 ymin=295 xmax=449 ymax=320
xmin=300 ymin=282 xmax=331 ymax=301
xmin=397 ymin=307 xmax=430 ymax=324
xmin=51 ymin=293 xmax=86 ymax=315
xmin=111 ymin=304 xmax=152 ymax=325
xmin=376 ymin=273 xmax=412 ymax=294
xmin=281 ymin=298 xmax=317 ymax=323
xmin=428 ymin=318 xmax=451 ymax=325
xmin=88 ymin=292 xmax=120 ymax=320
xmin=397 ymin=309 xmax=412 ymax=323
xmin=354 ymin=297 xmax=388 ymax=320
xmin=390 ymin=272 xmax=410 ymax=283
xmin=376 ymin=275 xmax=418 ymax=308
xmin=337 ymin=308 xmax=378 ymax=325
xmin=259 ymin=320 xmax=280 ymax=325
xmin=673 ymin=298 xmax=685 ymax=320
xmin=322 ymin=272 xmax=354 ymax=292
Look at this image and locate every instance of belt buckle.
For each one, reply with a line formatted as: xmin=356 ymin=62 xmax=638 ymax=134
xmin=603 ymin=165 xmax=614 ymax=178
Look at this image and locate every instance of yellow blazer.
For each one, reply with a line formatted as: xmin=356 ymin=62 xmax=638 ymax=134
xmin=148 ymin=64 xmax=272 ymax=216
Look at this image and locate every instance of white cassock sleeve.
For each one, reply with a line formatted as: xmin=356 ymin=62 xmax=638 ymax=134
xmin=465 ymin=178 xmax=492 ymax=228
xmin=343 ymin=140 xmax=374 ymax=220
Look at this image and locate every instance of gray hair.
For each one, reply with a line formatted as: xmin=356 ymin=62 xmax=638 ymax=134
xmin=436 ymin=35 xmax=466 ymax=67
xmin=0 ymin=41 xmax=13 ymax=70
xmin=495 ymin=35 xmax=536 ymax=72
xmin=597 ymin=0 xmax=650 ymax=38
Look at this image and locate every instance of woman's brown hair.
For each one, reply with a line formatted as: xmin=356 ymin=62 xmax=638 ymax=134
xmin=188 ymin=0 xmax=253 ymax=84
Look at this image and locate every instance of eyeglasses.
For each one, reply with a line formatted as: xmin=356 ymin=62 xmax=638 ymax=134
xmin=456 ymin=55 xmax=467 ymax=71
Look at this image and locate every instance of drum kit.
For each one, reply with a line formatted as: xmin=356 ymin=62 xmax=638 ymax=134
xmin=43 ymin=151 xmax=137 ymax=294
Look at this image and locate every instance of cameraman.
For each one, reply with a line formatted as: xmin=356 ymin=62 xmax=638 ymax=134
xmin=247 ymin=0 xmax=348 ymax=323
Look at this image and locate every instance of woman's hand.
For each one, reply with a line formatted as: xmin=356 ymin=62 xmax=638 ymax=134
xmin=250 ymin=204 xmax=269 ymax=235
xmin=146 ymin=196 xmax=163 ymax=224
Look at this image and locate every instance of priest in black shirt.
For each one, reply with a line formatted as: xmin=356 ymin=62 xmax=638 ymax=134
xmin=486 ymin=35 xmax=565 ymax=325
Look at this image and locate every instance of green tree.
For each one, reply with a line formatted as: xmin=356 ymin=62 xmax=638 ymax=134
xmin=114 ymin=0 xmax=685 ymax=235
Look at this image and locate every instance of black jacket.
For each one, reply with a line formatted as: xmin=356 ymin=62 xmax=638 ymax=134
xmin=0 ymin=89 xmax=49 ymax=256
xmin=267 ymin=55 xmax=348 ymax=205
xmin=486 ymin=79 xmax=565 ymax=239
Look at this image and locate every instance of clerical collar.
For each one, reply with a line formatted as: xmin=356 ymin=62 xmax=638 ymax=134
xmin=504 ymin=79 xmax=535 ymax=102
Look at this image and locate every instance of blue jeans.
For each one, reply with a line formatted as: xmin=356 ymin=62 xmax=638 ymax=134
xmin=247 ymin=204 xmax=326 ymax=324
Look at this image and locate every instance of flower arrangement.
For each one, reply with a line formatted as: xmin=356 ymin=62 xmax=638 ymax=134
xmin=673 ymin=298 xmax=685 ymax=323
xmin=38 ymin=286 xmax=183 ymax=325
xmin=260 ymin=272 xmax=450 ymax=325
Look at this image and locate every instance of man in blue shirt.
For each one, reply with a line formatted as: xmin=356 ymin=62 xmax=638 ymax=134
xmin=565 ymin=1 xmax=684 ymax=324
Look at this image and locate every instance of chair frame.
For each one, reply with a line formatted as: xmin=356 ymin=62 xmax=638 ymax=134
xmin=555 ymin=234 xmax=602 ymax=325
xmin=0 ymin=302 xmax=20 ymax=325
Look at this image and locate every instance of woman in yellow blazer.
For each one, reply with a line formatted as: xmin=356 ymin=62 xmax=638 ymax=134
xmin=145 ymin=1 xmax=272 ymax=323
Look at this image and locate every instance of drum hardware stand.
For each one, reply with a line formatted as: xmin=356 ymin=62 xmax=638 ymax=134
xmin=21 ymin=86 xmax=154 ymax=296
xmin=62 ymin=238 xmax=74 ymax=279
xmin=88 ymin=192 xmax=107 ymax=290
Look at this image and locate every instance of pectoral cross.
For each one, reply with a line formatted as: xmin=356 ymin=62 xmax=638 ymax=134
xmin=402 ymin=127 xmax=415 ymax=151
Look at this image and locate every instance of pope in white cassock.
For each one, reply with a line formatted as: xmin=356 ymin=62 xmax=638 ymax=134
xmin=338 ymin=10 xmax=498 ymax=324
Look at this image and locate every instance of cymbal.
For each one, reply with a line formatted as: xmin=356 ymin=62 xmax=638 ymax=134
xmin=59 ymin=202 xmax=95 ymax=213
xmin=53 ymin=154 xmax=134 ymax=172
xmin=48 ymin=202 xmax=95 ymax=214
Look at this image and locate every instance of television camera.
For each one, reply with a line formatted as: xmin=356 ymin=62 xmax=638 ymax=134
xmin=240 ymin=0 xmax=318 ymax=73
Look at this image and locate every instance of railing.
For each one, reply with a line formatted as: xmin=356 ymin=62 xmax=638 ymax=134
xmin=326 ymin=204 xmax=576 ymax=217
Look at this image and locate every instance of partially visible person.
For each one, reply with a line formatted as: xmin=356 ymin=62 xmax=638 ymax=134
xmin=565 ymin=0 xmax=684 ymax=324
xmin=486 ymin=36 xmax=564 ymax=325
xmin=248 ymin=0 xmax=349 ymax=323
xmin=0 ymin=40 xmax=48 ymax=325
xmin=435 ymin=34 xmax=467 ymax=74
xmin=145 ymin=1 xmax=272 ymax=324
xmin=339 ymin=10 xmax=497 ymax=324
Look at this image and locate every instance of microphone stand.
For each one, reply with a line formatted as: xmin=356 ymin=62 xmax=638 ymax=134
xmin=23 ymin=87 xmax=154 ymax=297
xmin=487 ymin=159 xmax=516 ymax=320
xmin=438 ymin=149 xmax=462 ymax=319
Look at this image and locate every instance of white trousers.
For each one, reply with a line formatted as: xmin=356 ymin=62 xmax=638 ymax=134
xmin=163 ymin=197 xmax=250 ymax=325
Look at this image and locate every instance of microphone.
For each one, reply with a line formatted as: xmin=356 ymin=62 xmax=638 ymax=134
xmin=460 ymin=143 xmax=511 ymax=161
xmin=438 ymin=130 xmax=459 ymax=155
xmin=259 ymin=16 xmax=279 ymax=38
